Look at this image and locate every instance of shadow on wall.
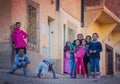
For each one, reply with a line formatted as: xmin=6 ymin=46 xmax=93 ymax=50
xmin=0 ymin=24 xmax=15 ymax=68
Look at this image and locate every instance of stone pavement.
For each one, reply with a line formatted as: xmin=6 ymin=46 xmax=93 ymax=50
xmin=0 ymin=68 xmax=120 ymax=84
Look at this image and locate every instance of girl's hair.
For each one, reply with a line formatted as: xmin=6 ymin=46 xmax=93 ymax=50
xmin=15 ymin=22 xmax=21 ymax=26
xmin=86 ymin=35 xmax=91 ymax=40
xmin=77 ymin=33 xmax=83 ymax=37
xmin=92 ymin=33 xmax=99 ymax=37
xmin=74 ymin=39 xmax=81 ymax=46
xmin=81 ymin=39 xmax=87 ymax=45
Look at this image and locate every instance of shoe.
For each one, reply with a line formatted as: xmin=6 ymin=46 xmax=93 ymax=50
xmin=24 ymin=74 xmax=29 ymax=77
xmin=6 ymin=70 xmax=14 ymax=74
xmin=89 ymin=74 xmax=95 ymax=78
xmin=96 ymin=73 xmax=101 ymax=79
xmin=73 ymin=72 xmax=76 ymax=78
xmin=70 ymin=72 xmax=73 ymax=78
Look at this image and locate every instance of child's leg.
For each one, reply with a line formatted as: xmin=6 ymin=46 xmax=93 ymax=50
xmin=51 ymin=65 xmax=56 ymax=79
xmin=95 ymin=58 xmax=100 ymax=78
xmin=84 ymin=56 xmax=89 ymax=76
xmin=73 ymin=60 xmax=76 ymax=78
xmin=6 ymin=64 xmax=18 ymax=74
xmin=23 ymin=66 xmax=28 ymax=77
xmin=70 ymin=59 xmax=73 ymax=77
xmin=90 ymin=58 xmax=95 ymax=78
xmin=79 ymin=65 xmax=81 ymax=75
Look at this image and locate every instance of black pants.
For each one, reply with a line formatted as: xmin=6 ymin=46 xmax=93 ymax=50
xmin=84 ymin=55 xmax=90 ymax=75
xmin=15 ymin=47 xmax=26 ymax=54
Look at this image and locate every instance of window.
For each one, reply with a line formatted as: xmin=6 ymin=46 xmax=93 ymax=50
xmin=27 ymin=0 xmax=40 ymax=52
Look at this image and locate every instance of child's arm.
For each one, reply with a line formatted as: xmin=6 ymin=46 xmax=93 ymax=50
xmin=24 ymin=55 xmax=31 ymax=64
xmin=22 ymin=30 xmax=28 ymax=39
xmin=96 ymin=42 xmax=102 ymax=53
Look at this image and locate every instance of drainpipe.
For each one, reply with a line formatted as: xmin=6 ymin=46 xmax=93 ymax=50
xmin=81 ymin=0 xmax=84 ymax=27
xmin=56 ymin=0 xmax=60 ymax=11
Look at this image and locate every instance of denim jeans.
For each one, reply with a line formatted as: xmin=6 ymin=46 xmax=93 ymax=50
xmin=70 ymin=59 xmax=76 ymax=73
xmin=36 ymin=62 xmax=56 ymax=79
xmin=7 ymin=63 xmax=28 ymax=76
xmin=90 ymin=58 xmax=100 ymax=73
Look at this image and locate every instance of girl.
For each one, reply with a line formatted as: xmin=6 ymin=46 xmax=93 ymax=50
xmin=84 ymin=35 xmax=91 ymax=78
xmin=12 ymin=22 xmax=28 ymax=54
xmin=89 ymin=33 xmax=102 ymax=78
xmin=75 ymin=39 xmax=87 ymax=78
xmin=64 ymin=41 xmax=70 ymax=73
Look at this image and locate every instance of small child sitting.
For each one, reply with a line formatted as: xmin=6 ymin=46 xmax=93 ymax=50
xmin=6 ymin=48 xmax=30 ymax=77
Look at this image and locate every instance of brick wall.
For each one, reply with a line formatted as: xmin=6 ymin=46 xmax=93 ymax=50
xmin=105 ymin=0 xmax=120 ymax=18
xmin=84 ymin=0 xmax=101 ymax=6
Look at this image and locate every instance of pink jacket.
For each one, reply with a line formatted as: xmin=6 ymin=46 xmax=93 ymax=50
xmin=12 ymin=29 xmax=28 ymax=48
xmin=76 ymin=46 xmax=86 ymax=58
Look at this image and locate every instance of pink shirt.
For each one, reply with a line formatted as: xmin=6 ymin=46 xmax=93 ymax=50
xmin=12 ymin=29 xmax=28 ymax=48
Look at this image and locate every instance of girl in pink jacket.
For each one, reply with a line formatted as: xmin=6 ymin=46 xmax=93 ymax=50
xmin=75 ymin=39 xmax=87 ymax=78
xmin=12 ymin=22 xmax=28 ymax=54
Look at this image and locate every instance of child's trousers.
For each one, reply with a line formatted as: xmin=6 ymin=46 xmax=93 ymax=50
xmin=90 ymin=58 xmax=100 ymax=73
xmin=70 ymin=59 xmax=76 ymax=77
xmin=7 ymin=63 xmax=28 ymax=77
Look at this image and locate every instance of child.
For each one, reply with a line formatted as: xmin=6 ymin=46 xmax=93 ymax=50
xmin=36 ymin=59 xmax=56 ymax=79
xmin=84 ymin=35 xmax=91 ymax=77
xmin=64 ymin=41 xmax=70 ymax=73
xmin=69 ymin=42 xmax=76 ymax=78
xmin=6 ymin=48 xmax=30 ymax=77
xmin=12 ymin=22 xmax=28 ymax=54
xmin=89 ymin=33 xmax=102 ymax=78
xmin=75 ymin=39 xmax=87 ymax=78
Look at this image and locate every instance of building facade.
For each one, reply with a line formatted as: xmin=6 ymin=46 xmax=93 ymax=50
xmin=0 ymin=0 xmax=82 ymax=74
xmin=84 ymin=0 xmax=120 ymax=75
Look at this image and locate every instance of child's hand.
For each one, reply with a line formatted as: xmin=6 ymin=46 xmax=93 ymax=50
xmin=93 ymin=50 xmax=97 ymax=53
xmin=90 ymin=50 xmax=93 ymax=54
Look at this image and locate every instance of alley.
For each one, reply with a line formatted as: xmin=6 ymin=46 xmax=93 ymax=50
xmin=0 ymin=69 xmax=120 ymax=84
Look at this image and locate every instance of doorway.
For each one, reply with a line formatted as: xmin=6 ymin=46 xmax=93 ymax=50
xmin=106 ymin=44 xmax=114 ymax=75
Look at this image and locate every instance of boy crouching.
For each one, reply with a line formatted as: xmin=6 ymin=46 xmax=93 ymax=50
xmin=6 ymin=48 xmax=30 ymax=77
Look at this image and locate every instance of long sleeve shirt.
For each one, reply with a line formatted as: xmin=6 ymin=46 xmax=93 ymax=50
xmin=89 ymin=40 xmax=102 ymax=59
xmin=14 ymin=54 xmax=30 ymax=66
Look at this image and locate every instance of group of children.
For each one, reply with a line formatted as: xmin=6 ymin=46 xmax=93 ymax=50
xmin=64 ymin=33 xmax=102 ymax=79
xmin=6 ymin=22 xmax=56 ymax=79
xmin=6 ymin=22 xmax=102 ymax=79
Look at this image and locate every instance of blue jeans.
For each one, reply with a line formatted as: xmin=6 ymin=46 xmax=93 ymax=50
xmin=70 ymin=59 xmax=76 ymax=74
xmin=36 ymin=62 xmax=56 ymax=79
xmin=7 ymin=63 xmax=28 ymax=76
xmin=90 ymin=58 xmax=100 ymax=73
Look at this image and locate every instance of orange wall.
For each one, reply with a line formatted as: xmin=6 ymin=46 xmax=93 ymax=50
xmin=0 ymin=0 xmax=11 ymax=42
xmin=61 ymin=0 xmax=81 ymax=21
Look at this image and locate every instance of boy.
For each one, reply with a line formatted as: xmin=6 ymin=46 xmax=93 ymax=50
xmin=36 ymin=59 xmax=56 ymax=79
xmin=89 ymin=33 xmax=102 ymax=78
xmin=6 ymin=48 xmax=30 ymax=77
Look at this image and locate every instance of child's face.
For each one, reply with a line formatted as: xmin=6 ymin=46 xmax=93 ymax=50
xmin=81 ymin=40 xmax=86 ymax=46
xmin=15 ymin=24 xmax=21 ymax=29
xmin=19 ymin=49 xmax=24 ymax=56
xmin=77 ymin=34 xmax=83 ymax=40
xmin=92 ymin=34 xmax=98 ymax=40
xmin=75 ymin=40 xmax=80 ymax=46
xmin=86 ymin=37 xmax=91 ymax=43
xmin=66 ymin=41 xmax=70 ymax=46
